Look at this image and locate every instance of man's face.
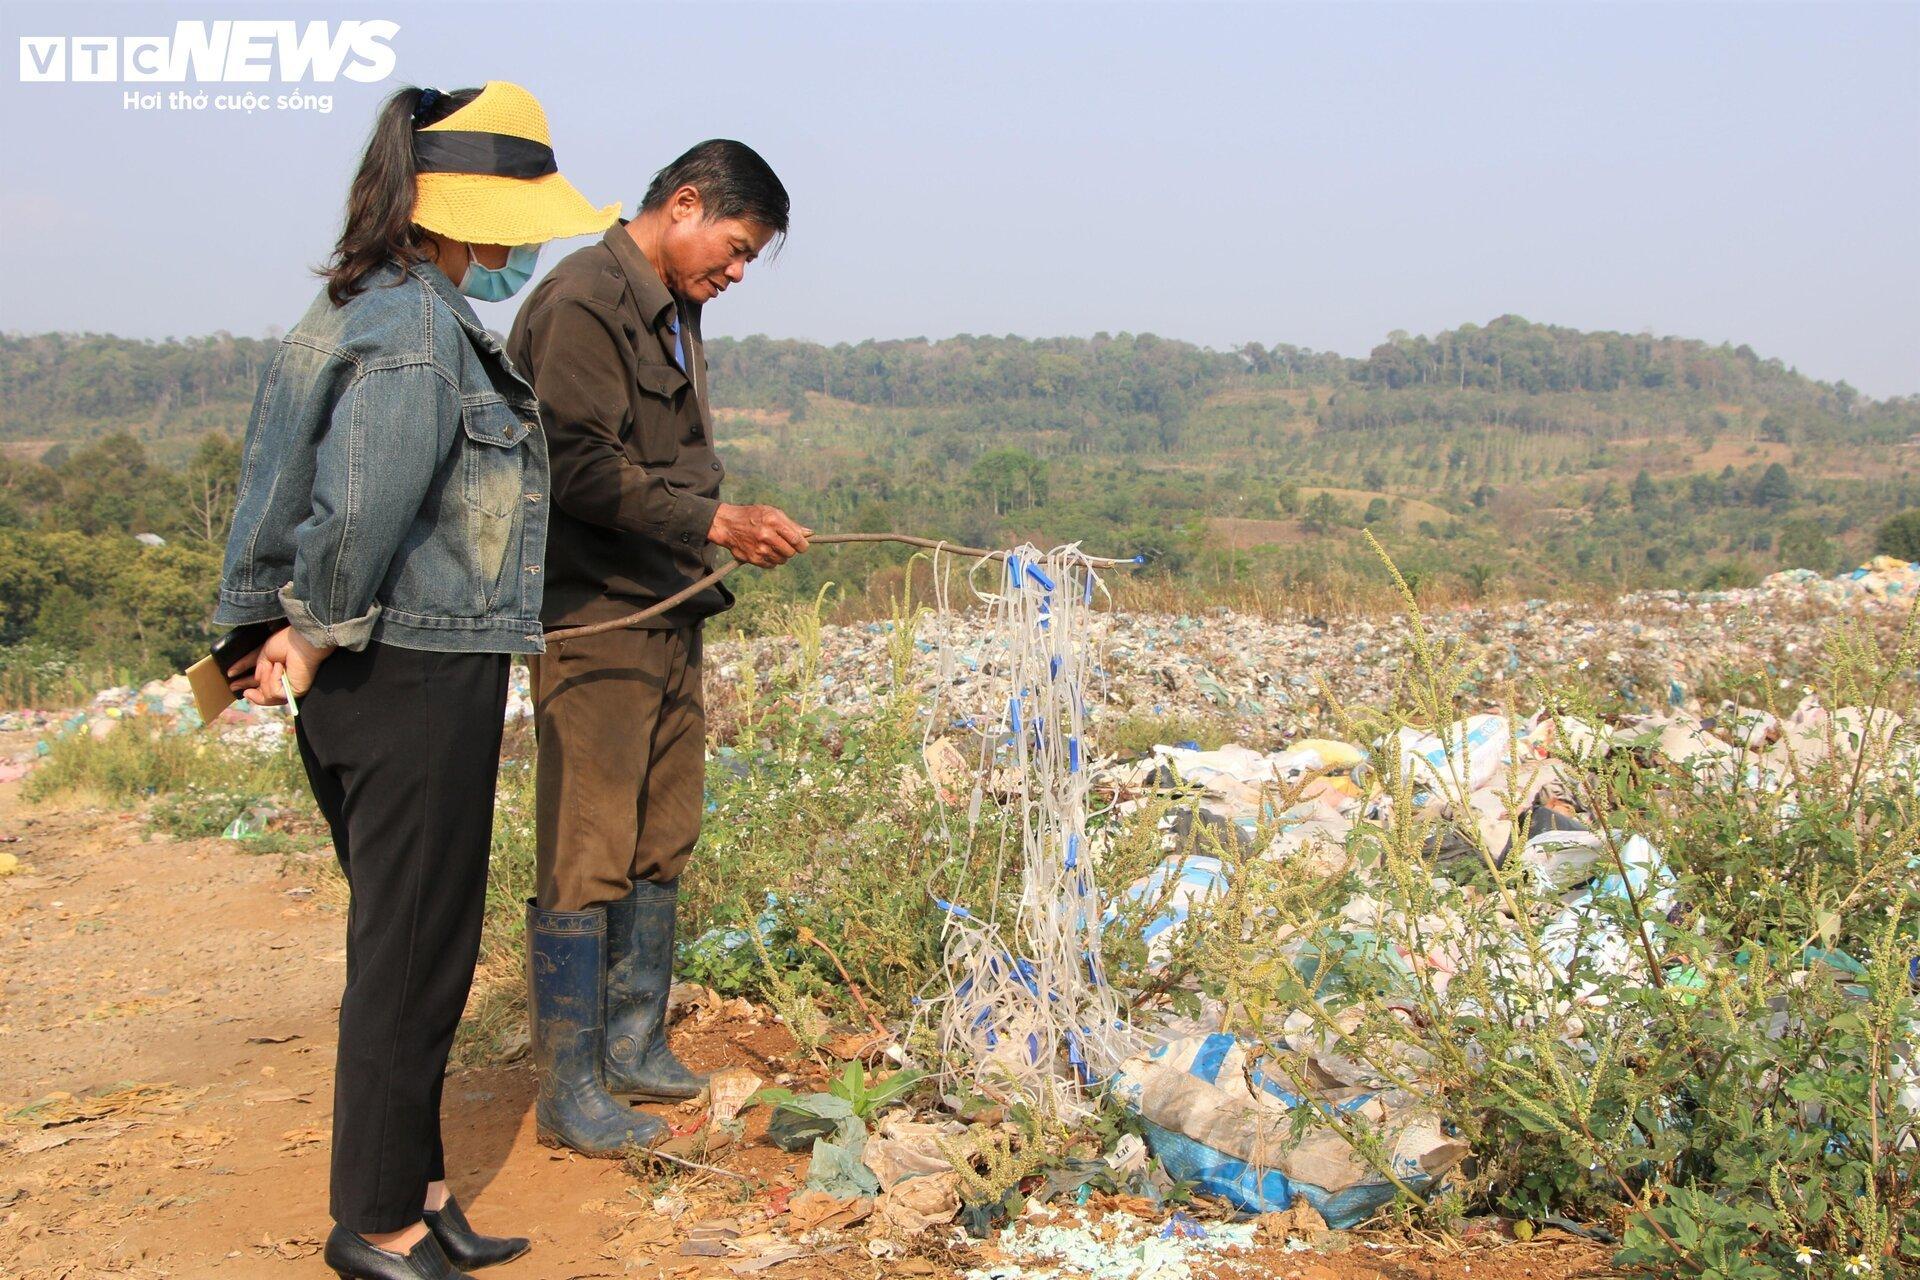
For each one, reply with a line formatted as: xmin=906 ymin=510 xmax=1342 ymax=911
xmin=659 ymin=188 xmax=776 ymax=304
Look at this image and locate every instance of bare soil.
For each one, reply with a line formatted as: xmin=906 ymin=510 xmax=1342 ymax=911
xmin=0 ymin=753 xmax=1622 ymax=1280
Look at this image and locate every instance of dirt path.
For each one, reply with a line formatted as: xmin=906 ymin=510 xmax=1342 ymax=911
xmin=0 ymin=760 xmax=687 ymax=1279
xmin=0 ymin=759 xmax=1621 ymax=1280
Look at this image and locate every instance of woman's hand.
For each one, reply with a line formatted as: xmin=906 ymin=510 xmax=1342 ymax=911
xmin=226 ymin=645 xmax=267 ymax=695
xmin=243 ymin=628 xmax=336 ymax=707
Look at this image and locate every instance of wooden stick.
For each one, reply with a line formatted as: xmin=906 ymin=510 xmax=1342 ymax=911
xmin=543 ymin=533 xmax=1139 ymax=643
xmin=643 ymin=1147 xmax=750 ymax=1181
xmin=795 ymin=925 xmax=892 ymax=1039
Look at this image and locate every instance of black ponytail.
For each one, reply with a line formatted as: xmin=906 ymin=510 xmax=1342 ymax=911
xmin=320 ymin=84 xmax=478 ymax=305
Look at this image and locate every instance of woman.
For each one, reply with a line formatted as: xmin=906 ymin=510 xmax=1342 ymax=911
xmin=214 ymin=82 xmax=629 ymax=1280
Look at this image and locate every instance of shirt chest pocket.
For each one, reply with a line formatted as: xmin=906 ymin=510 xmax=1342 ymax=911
xmin=461 ymin=395 xmax=534 ymax=520
xmin=627 ymin=362 xmax=691 ymax=466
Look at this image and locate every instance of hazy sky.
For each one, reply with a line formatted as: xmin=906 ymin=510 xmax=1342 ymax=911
xmin=3 ymin=1 xmax=1916 ymax=396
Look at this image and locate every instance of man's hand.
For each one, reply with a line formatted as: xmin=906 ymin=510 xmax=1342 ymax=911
xmin=707 ymin=504 xmax=812 ymax=568
xmin=242 ymin=627 xmax=336 ymax=707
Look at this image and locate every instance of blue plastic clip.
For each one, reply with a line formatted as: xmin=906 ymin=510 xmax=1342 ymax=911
xmin=1084 ymin=573 xmax=1096 ymax=605
xmin=1068 ymin=737 xmax=1082 ymax=773
xmin=933 ymin=897 xmax=974 ymax=920
xmin=1066 ymin=1030 xmax=1095 ymax=1085
xmin=1008 ymin=698 xmax=1022 ymax=734
xmin=1065 ymin=832 xmax=1081 ymax=868
xmin=1027 ymin=564 xmax=1056 ymax=593
xmin=1049 ymin=655 xmax=1062 ymax=680
xmin=1007 ymin=556 xmax=1025 ymax=588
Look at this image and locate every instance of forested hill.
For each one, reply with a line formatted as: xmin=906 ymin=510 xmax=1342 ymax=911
xmin=709 ymin=317 xmax=1891 ymax=431
xmin=3 ymin=318 xmax=1917 ymax=625
xmin=3 ymin=317 xmax=1908 ymax=450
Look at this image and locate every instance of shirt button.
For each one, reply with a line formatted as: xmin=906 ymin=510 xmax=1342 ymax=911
xmin=679 ymin=533 xmax=691 ymax=544
xmin=711 ymin=463 xmax=721 ymax=471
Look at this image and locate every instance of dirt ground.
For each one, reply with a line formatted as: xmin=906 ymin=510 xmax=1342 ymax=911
xmin=0 ymin=749 xmax=1623 ymax=1280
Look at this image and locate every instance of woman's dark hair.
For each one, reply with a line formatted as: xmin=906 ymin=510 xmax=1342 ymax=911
xmin=320 ymin=84 xmax=479 ymax=305
xmin=639 ymin=140 xmax=790 ymax=244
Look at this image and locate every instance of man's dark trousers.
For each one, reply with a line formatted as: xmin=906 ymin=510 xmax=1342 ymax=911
xmin=529 ymin=625 xmax=704 ymax=911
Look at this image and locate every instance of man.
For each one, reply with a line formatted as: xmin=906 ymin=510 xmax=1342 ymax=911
xmin=509 ymin=140 xmax=810 ymax=1155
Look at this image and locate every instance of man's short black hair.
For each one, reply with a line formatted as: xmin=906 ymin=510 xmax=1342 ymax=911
xmin=641 ymin=139 xmax=790 ymax=239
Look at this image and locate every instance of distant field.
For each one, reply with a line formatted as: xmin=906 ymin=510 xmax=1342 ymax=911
xmin=1206 ymin=516 xmax=1310 ymax=549
xmin=1205 ymin=485 xmax=1454 ymax=550
xmin=1686 ymin=440 xmax=1794 ymax=470
xmin=1297 ymin=486 xmax=1454 ymax=525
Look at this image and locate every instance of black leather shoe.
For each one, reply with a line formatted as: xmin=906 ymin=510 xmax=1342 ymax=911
xmin=424 ymin=1195 xmax=529 ymax=1270
xmin=324 ymin=1224 xmax=469 ymax=1279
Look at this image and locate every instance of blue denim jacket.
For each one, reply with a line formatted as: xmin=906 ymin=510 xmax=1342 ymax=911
xmin=214 ymin=261 xmax=550 ymax=654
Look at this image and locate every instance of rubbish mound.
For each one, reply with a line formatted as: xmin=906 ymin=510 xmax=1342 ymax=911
xmin=3 ymin=665 xmax=538 ymax=778
xmin=716 ymin=554 xmax=1918 ymax=746
xmin=1762 ymin=554 xmax=1920 ymax=605
xmin=1079 ymin=686 xmax=1916 ymax=1219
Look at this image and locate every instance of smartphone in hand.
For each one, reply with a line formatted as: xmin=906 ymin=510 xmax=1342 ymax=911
xmin=212 ymin=620 xmax=285 ymax=681
xmin=186 ymin=620 xmax=289 ymax=727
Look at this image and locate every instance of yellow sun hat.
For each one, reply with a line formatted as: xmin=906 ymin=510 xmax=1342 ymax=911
xmin=411 ymin=81 xmax=620 ymax=246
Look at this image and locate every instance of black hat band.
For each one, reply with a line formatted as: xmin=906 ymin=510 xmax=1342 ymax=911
xmin=413 ymin=130 xmax=557 ymax=179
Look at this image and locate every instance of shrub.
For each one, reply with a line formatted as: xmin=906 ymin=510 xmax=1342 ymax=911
xmin=26 ymin=718 xmax=305 ymax=808
xmin=1874 ymin=510 xmax=1920 ymax=562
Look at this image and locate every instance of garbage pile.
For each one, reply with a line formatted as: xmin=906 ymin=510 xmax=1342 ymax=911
xmin=1081 ymin=689 xmax=1914 ymax=1222
xmin=3 ymin=555 xmax=1902 ymax=778
xmin=2 ymin=665 xmax=539 ymax=779
xmin=18 ymin=673 xmax=296 ymax=751
xmin=716 ymin=556 xmax=1910 ymax=745
xmin=1762 ymin=554 xmax=1920 ymax=606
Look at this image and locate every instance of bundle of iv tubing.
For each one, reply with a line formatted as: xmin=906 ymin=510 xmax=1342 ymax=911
xmin=548 ymin=532 xmax=1145 ymax=1113
xmin=913 ymin=543 xmax=1144 ymax=1116
xmin=543 ymin=532 xmax=1144 ymax=642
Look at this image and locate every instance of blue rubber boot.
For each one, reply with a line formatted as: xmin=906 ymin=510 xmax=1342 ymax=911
xmin=603 ymin=880 xmax=709 ymax=1101
xmin=526 ymin=901 xmax=666 ymax=1155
